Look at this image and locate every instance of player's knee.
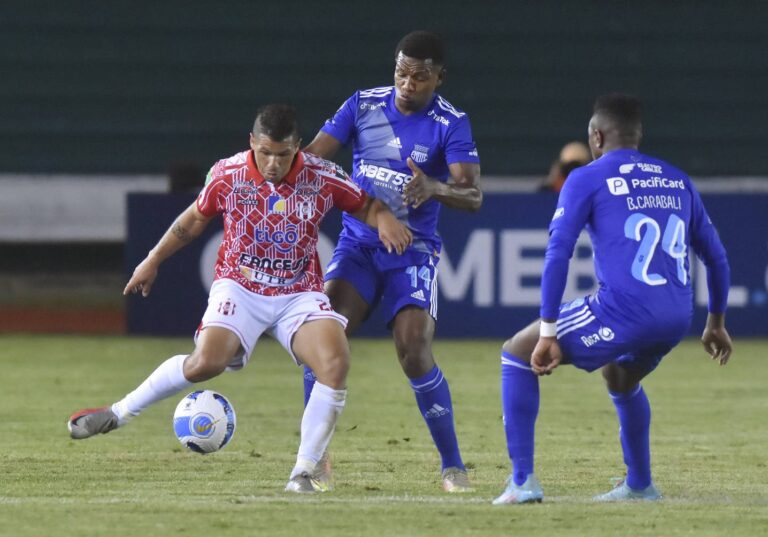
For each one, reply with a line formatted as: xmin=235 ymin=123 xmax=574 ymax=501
xmin=184 ymin=349 xmax=230 ymax=382
xmin=502 ymin=330 xmax=533 ymax=361
xmin=312 ymin=351 xmax=349 ymax=389
xmin=601 ymin=364 xmax=637 ymax=393
xmin=395 ymin=335 xmax=429 ymax=361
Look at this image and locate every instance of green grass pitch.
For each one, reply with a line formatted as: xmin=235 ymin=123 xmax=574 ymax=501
xmin=1 ymin=335 xmax=766 ymax=536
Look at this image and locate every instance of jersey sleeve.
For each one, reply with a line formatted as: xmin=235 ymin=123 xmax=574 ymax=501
xmin=325 ymin=164 xmax=367 ymax=213
xmin=196 ymin=163 xmax=227 ymax=217
xmin=540 ymin=169 xmax=594 ymax=319
xmin=687 ymin=180 xmax=730 ymax=313
xmin=444 ymin=115 xmax=480 ymax=165
xmin=320 ymin=93 xmax=358 ymax=146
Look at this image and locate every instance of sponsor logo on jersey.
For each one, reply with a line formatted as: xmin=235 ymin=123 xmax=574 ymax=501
xmin=254 ymin=224 xmax=299 ymax=253
xmin=387 ymin=137 xmax=403 ymax=149
xmin=233 ymin=185 xmax=259 ymax=193
xmin=268 ymin=194 xmax=286 ymax=214
xmin=237 ymin=253 xmax=309 ymax=272
xmin=295 ymin=186 xmax=320 ymax=196
xmin=360 ymin=101 xmax=387 ymax=111
xmin=606 ymin=177 xmax=630 ymax=196
xmin=598 ymin=326 xmax=615 ymax=341
xmin=357 ymin=162 xmax=413 ymax=189
xmin=637 ymin=163 xmax=663 ymax=173
xmin=238 ymin=266 xmax=305 ymax=287
xmin=321 ymin=162 xmax=348 ymax=182
xmin=581 ymin=325 xmax=615 ymax=347
xmin=626 ymin=195 xmax=682 ymax=211
xmin=233 ymin=184 xmax=261 ymax=205
xmin=630 ymin=177 xmax=685 ymax=190
xmin=619 ymin=163 xmax=636 ymax=174
xmin=427 ymin=109 xmax=450 ymax=126
xmin=410 ymin=144 xmax=430 ymax=163
xmin=552 ymin=207 xmax=565 ymax=220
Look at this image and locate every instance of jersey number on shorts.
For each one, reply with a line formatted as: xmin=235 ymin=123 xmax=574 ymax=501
xmin=406 ymin=265 xmax=432 ymax=289
xmin=624 ymin=213 xmax=687 ymax=286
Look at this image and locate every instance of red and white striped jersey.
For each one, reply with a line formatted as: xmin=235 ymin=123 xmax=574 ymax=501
xmin=196 ymin=150 xmax=367 ymax=296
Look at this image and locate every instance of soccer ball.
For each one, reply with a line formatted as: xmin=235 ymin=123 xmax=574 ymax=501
xmin=173 ymin=390 xmax=236 ymax=454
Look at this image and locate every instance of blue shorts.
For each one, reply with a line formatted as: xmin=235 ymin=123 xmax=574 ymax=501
xmin=325 ymin=238 xmax=439 ymax=325
xmin=556 ymin=296 xmax=687 ymax=374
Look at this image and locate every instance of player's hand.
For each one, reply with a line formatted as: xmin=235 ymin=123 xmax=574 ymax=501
xmin=123 ymin=257 xmax=160 ymax=297
xmin=402 ymin=158 xmax=439 ymax=208
xmin=701 ymin=322 xmax=733 ymax=366
xmin=376 ymin=211 xmax=413 ymax=255
xmin=530 ymin=337 xmax=563 ymax=376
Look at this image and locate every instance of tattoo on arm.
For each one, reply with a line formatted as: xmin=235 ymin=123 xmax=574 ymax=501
xmin=171 ymin=221 xmax=192 ymax=242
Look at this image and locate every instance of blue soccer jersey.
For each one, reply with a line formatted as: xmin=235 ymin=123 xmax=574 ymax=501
xmin=320 ymin=86 xmax=480 ymax=255
xmin=542 ymin=148 xmax=729 ymax=333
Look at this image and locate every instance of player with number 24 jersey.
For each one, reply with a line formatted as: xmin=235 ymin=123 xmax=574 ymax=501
xmin=545 ymin=147 xmax=728 ymax=362
xmin=494 ymin=94 xmax=732 ymax=506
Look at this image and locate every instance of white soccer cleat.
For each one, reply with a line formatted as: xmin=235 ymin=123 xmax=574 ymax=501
xmin=492 ymin=474 xmax=544 ymax=505
xmin=442 ymin=467 xmax=474 ymax=493
xmin=311 ymin=451 xmax=333 ymax=492
xmin=593 ymin=479 xmax=662 ymax=502
xmin=284 ymin=472 xmax=321 ymax=494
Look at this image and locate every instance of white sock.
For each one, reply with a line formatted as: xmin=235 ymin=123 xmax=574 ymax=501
xmin=291 ymin=382 xmax=347 ymax=478
xmin=112 ymin=354 xmax=193 ymax=425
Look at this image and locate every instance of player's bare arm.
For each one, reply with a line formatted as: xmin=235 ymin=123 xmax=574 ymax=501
xmin=304 ymin=131 xmax=342 ymax=160
xmin=402 ymin=158 xmax=482 ymax=211
xmin=701 ymin=312 xmax=733 ymax=365
xmin=124 ymin=202 xmax=214 ymax=297
xmin=348 ymin=197 xmax=413 ymax=255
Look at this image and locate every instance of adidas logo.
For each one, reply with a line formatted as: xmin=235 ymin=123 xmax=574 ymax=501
xmin=424 ymin=403 xmax=450 ymax=419
xmin=410 ymin=289 xmax=425 ymax=301
xmin=387 ymin=137 xmax=402 ymax=149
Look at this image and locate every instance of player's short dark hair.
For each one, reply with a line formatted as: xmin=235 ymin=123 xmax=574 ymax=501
xmin=253 ymin=104 xmax=299 ymax=141
xmin=395 ymin=31 xmax=445 ymax=65
xmin=593 ymin=93 xmax=643 ymax=133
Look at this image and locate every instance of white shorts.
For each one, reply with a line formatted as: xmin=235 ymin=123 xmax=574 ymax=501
xmin=195 ymin=279 xmax=348 ymax=369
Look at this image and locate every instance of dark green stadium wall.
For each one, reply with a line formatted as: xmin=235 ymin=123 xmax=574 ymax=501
xmin=2 ymin=1 xmax=766 ymax=176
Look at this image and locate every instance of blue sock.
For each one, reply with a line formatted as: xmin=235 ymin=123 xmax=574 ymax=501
xmin=303 ymin=366 xmax=317 ymax=408
xmin=410 ymin=366 xmax=464 ymax=470
xmin=501 ymin=351 xmax=539 ymax=486
xmin=609 ymin=385 xmax=652 ymax=490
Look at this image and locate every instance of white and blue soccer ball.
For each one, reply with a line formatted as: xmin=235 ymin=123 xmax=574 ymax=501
xmin=173 ymin=390 xmax=236 ymax=454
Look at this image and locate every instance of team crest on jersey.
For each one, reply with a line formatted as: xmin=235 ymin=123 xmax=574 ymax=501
xmin=217 ymin=298 xmax=237 ymax=316
xmin=296 ymin=199 xmax=314 ymax=221
xmin=410 ymin=144 xmax=430 ymax=164
xmin=268 ymin=194 xmax=286 ymax=214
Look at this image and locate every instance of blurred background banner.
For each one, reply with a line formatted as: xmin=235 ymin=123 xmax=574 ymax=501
xmin=126 ymin=192 xmax=768 ymax=338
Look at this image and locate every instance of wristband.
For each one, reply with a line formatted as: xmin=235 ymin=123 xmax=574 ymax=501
xmin=540 ymin=320 xmax=557 ymax=338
